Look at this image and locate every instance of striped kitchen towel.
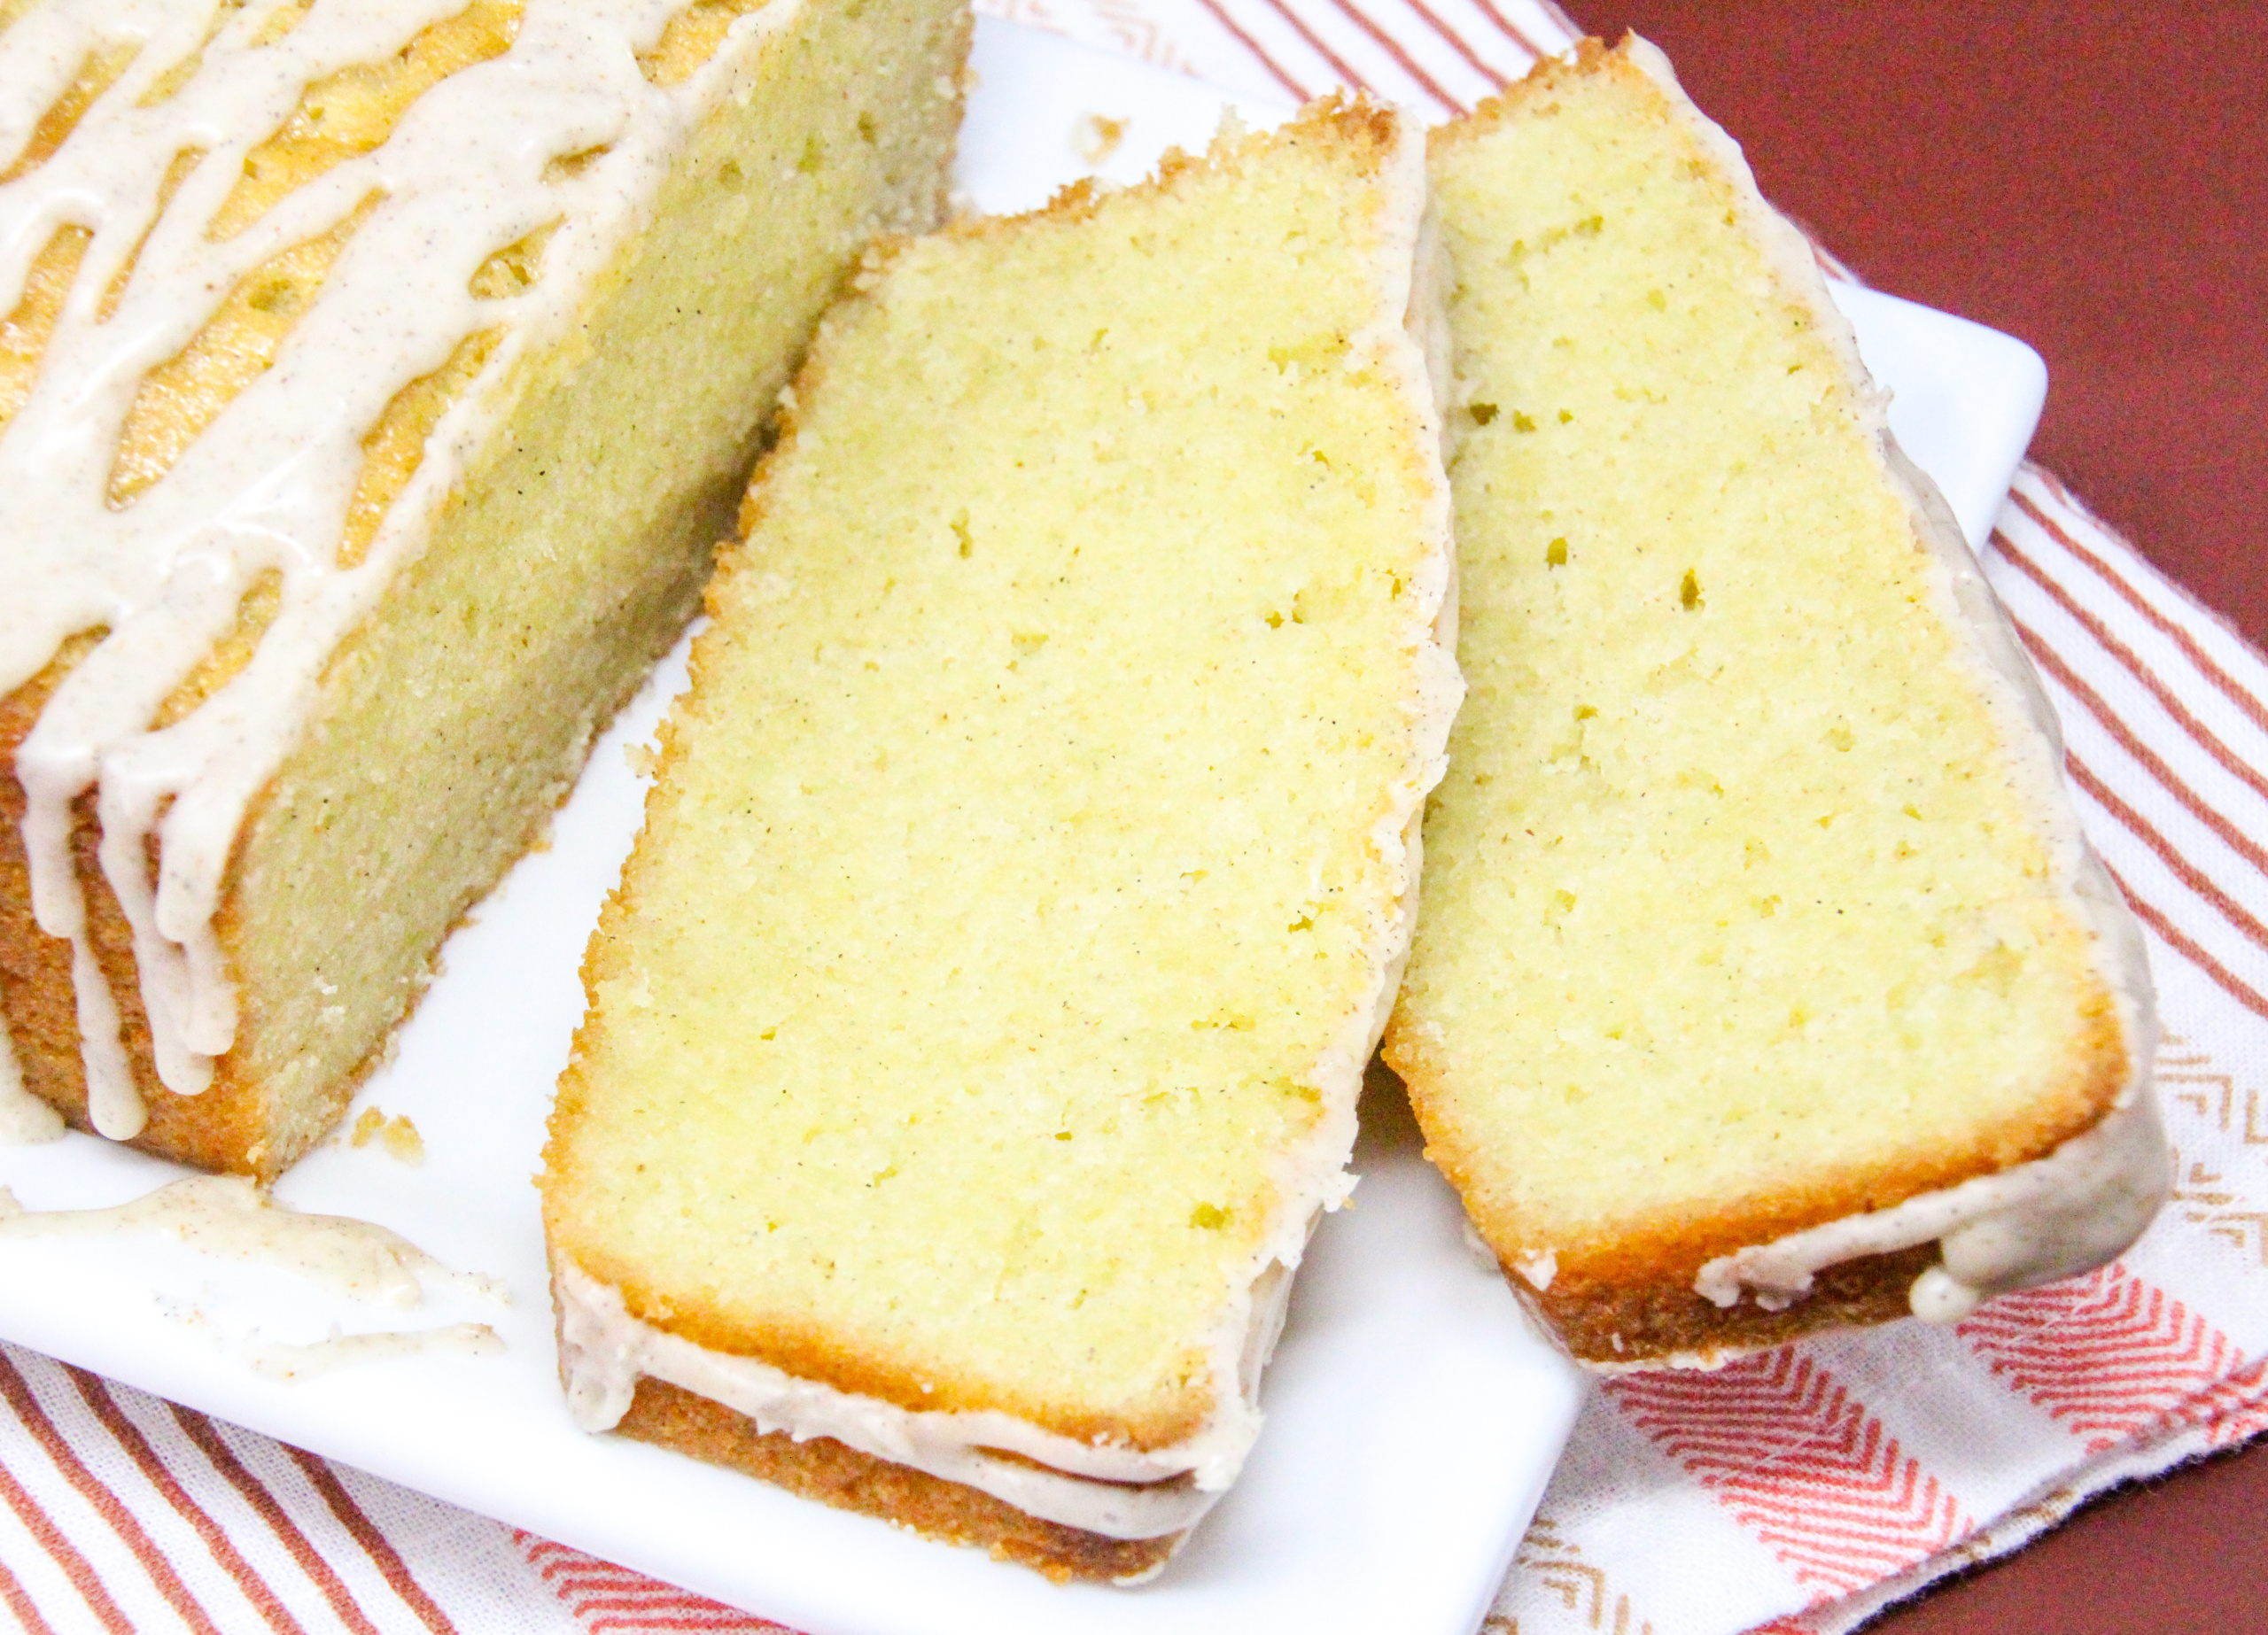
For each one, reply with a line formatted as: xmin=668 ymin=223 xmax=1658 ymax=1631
xmin=4 ymin=2 xmax=2264 ymax=1632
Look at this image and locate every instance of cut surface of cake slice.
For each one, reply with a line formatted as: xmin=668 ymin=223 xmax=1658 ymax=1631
xmin=541 ymin=96 xmax=1456 ymax=1580
xmin=0 ymin=0 xmax=969 ymax=1175
xmin=1386 ymin=37 xmax=2167 ymax=1367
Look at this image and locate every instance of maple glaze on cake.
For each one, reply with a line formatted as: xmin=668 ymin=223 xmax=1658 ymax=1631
xmin=0 ymin=0 xmax=970 ymax=1174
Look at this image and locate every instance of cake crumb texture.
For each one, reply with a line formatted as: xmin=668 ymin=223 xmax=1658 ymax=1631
xmin=617 ymin=1379 xmax=1181 ymax=1585
xmin=1389 ymin=38 xmax=2147 ymax=1362
xmin=544 ymin=93 xmax=1451 ymax=1503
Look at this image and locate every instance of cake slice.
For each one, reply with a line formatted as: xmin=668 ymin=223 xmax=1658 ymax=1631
xmin=1386 ymin=37 xmax=2167 ymax=1367
xmin=541 ymin=97 xmax=1456 ymax=1579
xmin=0 ymin=0 xmax=968 ymax=1175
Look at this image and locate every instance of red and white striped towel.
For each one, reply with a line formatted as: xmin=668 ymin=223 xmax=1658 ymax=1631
xmin=6 ymin=2 xmax=2264 ymax=1631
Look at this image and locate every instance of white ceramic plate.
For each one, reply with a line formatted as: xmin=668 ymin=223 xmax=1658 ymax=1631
xmin=0 ymin=20 xmax=2045 ymax=1635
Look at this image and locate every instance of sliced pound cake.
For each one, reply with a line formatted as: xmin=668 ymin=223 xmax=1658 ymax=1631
xmin=1386 ymin=38 xmax=2167 ymax=1366
xmin=542 ymin=97 xmax=1456 ymax=1579
xmin=0 ymin=0 xmax=968 ymax=1174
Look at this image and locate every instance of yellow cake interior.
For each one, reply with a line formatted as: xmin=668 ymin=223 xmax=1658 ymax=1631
xmin=1392 ymin=48 xmax=2117 ymax=1284
xmin=545 ymin=105 xmax=1446 ymax=1454
xmin=1 ymin=0 xmax=970 ymax=1174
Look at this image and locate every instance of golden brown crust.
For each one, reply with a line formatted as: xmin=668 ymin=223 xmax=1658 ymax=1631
xmin=1427 ymin=35 xmax=1624 ymax=159
xmin=555 ymin=1237 xmax=1203 ymax=1444
xmin=1522 ymin=1244 xmax=1941 ymax=1365
xmin=1389 ymin=1005 xmax=2128 ymax=1364
xmin=1396 ymin=995 xmax=2125 ymax=1269
xmin=614 ymin=1377 xmax=1184 ymax=1584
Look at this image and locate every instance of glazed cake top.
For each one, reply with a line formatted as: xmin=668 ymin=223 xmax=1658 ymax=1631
xmin=0 ymin=0 xmax=784 ymax=1135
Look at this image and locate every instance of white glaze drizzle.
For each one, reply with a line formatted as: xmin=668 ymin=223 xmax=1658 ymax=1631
xmin=237 ymin=1320 xmax=503 ymax=1380
xmin=0 ymin=1174 xmax=508 ymax=1304
xmin=1611 ymin=38 xmax=2167 ymax=1333
xmin=0 ymin=0 xmax=795 ymax=1136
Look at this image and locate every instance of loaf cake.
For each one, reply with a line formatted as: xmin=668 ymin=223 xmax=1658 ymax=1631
xmin=1386 ymin=37 xmax=2168 ymax=1367
xmin=541 ymin=97 xmax=1456 ymax=1579
xmin=0 ymin=0 xmax=969 ymax=1175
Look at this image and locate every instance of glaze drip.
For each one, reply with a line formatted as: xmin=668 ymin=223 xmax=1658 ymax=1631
xmin=0 ymin=1174 xmax=507 ymax=1304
